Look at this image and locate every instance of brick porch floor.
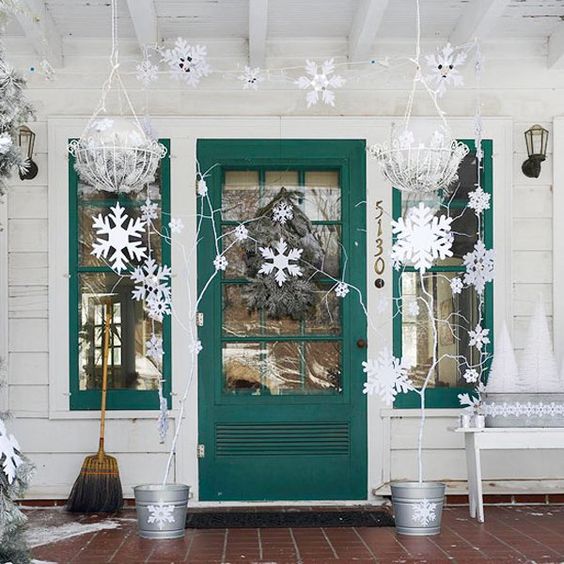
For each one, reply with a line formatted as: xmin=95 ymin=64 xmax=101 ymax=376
xmin=29 ymin=505 xmax=564 ymax=563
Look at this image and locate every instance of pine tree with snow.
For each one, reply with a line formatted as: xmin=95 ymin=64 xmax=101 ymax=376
xmin=485 ymin=322 xmax=519 ymax=393
xmin=516 ymin=297 xmax=559 ymax=393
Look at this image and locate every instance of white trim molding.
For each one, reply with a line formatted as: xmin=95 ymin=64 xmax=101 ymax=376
xmin=0 ymin=194 xmax=8 ymax=412
xmin=553 ymin=118 xmax=564 ymax=361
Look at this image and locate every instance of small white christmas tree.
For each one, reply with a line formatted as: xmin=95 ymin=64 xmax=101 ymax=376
xmin=485 ymin=321 xmax=518 ymax=393
xmin=516 ymin=296 xmax=559 ymax=393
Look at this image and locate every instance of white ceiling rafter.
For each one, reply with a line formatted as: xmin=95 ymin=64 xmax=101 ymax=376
xmin=548 ymin=25 xmax=564 ymax=69
xmin=249 ymin=0 xmax=268 ymax=67
xmin=450 ymin=0 xmax=511 ymax=45
xmin=348 ymin=0 xmax=390 ymax=63
xmin=14 ymin=0 xmax=63 ymax=67
xmin=125 ymin=0 xmax=159 ymax=50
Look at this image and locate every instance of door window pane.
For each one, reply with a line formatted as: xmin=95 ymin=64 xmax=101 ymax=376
xmin=304 ymin=171 xmax=341 ymax=221
xmin=222 ymin=170 xmax=260 ymax=221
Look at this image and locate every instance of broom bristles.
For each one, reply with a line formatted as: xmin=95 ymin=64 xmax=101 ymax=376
xmin=66 ymin=451 xmax=123 ymax=513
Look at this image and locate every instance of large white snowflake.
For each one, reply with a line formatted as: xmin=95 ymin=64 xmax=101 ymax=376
xmin=147 ymin=503 xmax=176 ymax=529
xmin=258 ymin=238 xmax=303 ymax=286
xmin=412 ymin=499 xmax=438 ymax=526
xmin=295 ymin=59 xmax=345 ymax=107
xmin=469 ymin=324 xmax=490 ymax=351
xmin=463 ymin=240 xmax=494 ymax=295
xmin=272 ymin=202 xmax=294 ymax=225
xmin=0 ymin=420 xmax=23 ymax=484
xmin=238 ymin=65 xmax=264 ymax=90
xmin=131 ymin=256 xmax=172 ymax=322
xmin=391 ymin=203 xmax=453 ymax=272
xmin=162 ymin=38 xmax=211 ymax=87
xmin=362 ymin=348 xmax=413 ymax=406
xmin=468 ymin=187 xmax=490 ymax=215
xmin=424 ymin=43 xmax=466 ymax=97
xmin=91 ymin=203 xmax=147 ymax=274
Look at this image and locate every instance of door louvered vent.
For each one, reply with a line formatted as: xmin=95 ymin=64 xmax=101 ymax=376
xmin=215 ymin=423 xmax=350 ymax=456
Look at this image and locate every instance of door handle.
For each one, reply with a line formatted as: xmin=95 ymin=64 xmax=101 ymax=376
xmin=356 ymin=339 xmax=367 ymax=349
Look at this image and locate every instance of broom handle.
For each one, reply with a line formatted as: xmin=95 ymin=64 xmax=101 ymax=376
xmin=98 ymin=302 xmax=112 ymax=459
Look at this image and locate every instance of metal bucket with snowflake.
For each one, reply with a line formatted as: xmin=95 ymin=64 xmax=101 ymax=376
xmin=391 ymin=481 xmax=445 ymax=536
xmin=134 ymin=484 xmax=190 ymax=539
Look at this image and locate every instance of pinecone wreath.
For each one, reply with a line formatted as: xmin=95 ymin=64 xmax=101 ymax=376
xmin=243 ymin=187 xmax=324 ymax=320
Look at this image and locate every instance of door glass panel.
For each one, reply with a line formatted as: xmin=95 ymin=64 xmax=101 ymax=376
xmin=223 ymin=284 xmax=260 ymax=337
xmin=305 ymin=342 xmax=341 ymax=392
xmin=304 ymin=171 xmax=341 ymax=221
xmin=313 ymin=224 xmax=341 ymax=277
xmin=305 ymin=285 xmax=341 ymax=335
xmin=222 ymin=170 xmax=260 ymax=221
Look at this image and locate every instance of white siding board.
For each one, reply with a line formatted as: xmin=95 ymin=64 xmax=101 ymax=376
xmin=8 ymin=318 xmax=48 ymax=352
xmin=513 ymin=251 xmax=552 ymax=284
xmin=8 ymin=186 xmax=48 ymax=219
xmin=513 ymin=186 xmax=552 ymax=219
xmin=9 ymin=286 xmax=48 ymax=319
xmin=513 ymin=283 xmax=552 ymax=317
xmin=8 ymin=253 xmax=48 ymax=286
xmin=9 ymin=385 xmax=48 ymax=415
xmin=8 ymin=352 xmax=49 ymax=386
xmin=512 ymin=218 xmax=552 ymax=251
xmin=8 ymin=219 xmax=48 ymax=253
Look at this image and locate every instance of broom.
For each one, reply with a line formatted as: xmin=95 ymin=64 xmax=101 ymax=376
xmin=67 ymin=301 xmax=123 ymax=512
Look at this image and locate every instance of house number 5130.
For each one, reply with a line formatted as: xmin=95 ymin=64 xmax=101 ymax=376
xmin=374 ymin=200 xmax=385 ymax=287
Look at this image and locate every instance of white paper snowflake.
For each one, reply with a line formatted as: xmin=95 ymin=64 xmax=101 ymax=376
xmin=295 ymin=59 xmax=345 ymax=107
xmin=0 ymin=420 xmax=23 ymax=484
xmin=197 ymin=178 xmax=208 ymax=197
xmin=258 ymin=238 xmax=303 ymax=286
xmin=469 ymin=325 xmax=490 ymax=351
xmin=136 ymin=59 xmax=159 ymax=87
xmin=141 ymin=199 xmax=159 ymax=222
xmin=169 ymin=218 xmax=184 ymax=234
xmin=162 ymin=38 xmax=211 ymax=87
xmin=214 ymin=254 xmax=228 ymax=271
xmin=191 ymin=340 xmax=203 ymax=355
xmin=235 ymin=224 xmax=248 ymax=241
xmin=412 ymin=499 xmax=437 ymax=526
xmin=334 ymin=282 xmax=349 ymax=298
xmin=147 ymin=503 xmax=175 ymax=529
xmin=463 ymin=368 xmax=480 ymax=383
xmin=407 ymin=301 xmax=420 ymax=317
xmin=463 ymin=240 xmax=494 ymax=295
xmin=272 ymin=202 xmax=294 ymax=225
xmin=468 ymin=187 xmax=490 ymax=214
xmin=450 ymin=277 xmax=463 ymax=295
xmin=238 ymin=66 xmax=264 ymax=90
xmin=146 ymin=334 xmax=164 ymax=361
xmin=91 ymin=203 xmax=147 ymax=274
xmin=391 ymin=203 xmax=453 ymax=272
xmin=362 ymin=348 xmax=413 ymax=406
xmin=131 ymin=256 xmax=172 ymax=321
xmin=425 ymin=43 xmax=466 ymax=97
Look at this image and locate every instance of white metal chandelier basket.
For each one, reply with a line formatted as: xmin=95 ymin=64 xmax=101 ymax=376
xmin=69 ymin=0 xmax=166 ymax=194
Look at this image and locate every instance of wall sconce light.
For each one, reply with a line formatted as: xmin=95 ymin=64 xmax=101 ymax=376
xmin=18 ymin=125 xmax=38 ymax=180
xmin=522 ymin=124 xmax=549 ymax=179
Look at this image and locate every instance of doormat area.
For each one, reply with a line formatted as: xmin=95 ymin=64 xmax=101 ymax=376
xmin=185 ymin=509 xmax=394 ymax=528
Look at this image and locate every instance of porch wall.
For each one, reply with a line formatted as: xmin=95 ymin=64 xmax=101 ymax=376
xmin=1 ymin=37 xmax=562 ymax=500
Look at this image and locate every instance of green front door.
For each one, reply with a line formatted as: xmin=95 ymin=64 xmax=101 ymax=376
xmin=197 ymin=140 xmax=367 ymax=501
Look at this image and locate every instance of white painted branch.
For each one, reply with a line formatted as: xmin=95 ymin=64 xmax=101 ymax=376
xmin=348 ymin=0 xmax=390 ymax=62
xmin=125 ymin=0 xmax=159 ymax=50
xmin=249 ymin=0 xmax=268 ymax=67
xmin=450 ymin=0 xmax=510 ymax=46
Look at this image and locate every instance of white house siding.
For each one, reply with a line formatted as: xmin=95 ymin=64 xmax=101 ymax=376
xmin=1 ymin=36 xmax=563 ymax=500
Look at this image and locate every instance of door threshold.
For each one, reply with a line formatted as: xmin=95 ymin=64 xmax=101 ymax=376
xmin=189 ymin=499 xmax=390 ymax=509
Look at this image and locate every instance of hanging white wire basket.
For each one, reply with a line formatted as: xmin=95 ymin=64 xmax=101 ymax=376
xmin=369 ymin=129 xmax=469 ymax=195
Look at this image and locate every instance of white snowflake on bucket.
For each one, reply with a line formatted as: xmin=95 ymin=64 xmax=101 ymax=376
xmin=91 ymin=203 xmax=147 ymax=274
xmin=295 ymin=59 xmax=345 ymax=107
xmin=463 ymin=240 xmax=494 ymax=295
xmin=162 ymin=38 xmax=211 ymax=87
xmin=412 ymin=499 xmax=437 ymax=526
xmin=424 ymin=43 xmax=466 ymax=97
xmin=147 ymin=503 xmax=176 ymax=529
xmin=258 ymin=238 xmax=303 ymax=286
xmin=391 ymin=203 xmax=453 ymax=272
xmin=362 ymin=348 xmax=413 ymax=406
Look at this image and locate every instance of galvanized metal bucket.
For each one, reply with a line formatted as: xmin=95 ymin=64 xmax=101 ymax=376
xmin=391 ymin=481 xmax=445 ymax=536
xmin=134 ymin=484 xmax=190 ymax=539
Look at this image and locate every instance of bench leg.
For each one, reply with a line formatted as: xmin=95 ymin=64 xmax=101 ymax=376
xmin=465 ymin=433 xmax=477 ymax=519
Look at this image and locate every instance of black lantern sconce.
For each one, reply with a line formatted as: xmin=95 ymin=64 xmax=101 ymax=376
xmin=522 ymin=124 xmax=549 ymax=179
xmin=18 ymin=125 xmax=38 ymax=181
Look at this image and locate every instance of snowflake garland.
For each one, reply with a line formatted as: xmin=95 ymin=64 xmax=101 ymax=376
xmin=272 ymin=201 xmax=294 ymax=225
xmin=214 ymin=254 xmax=228 ymax=271
xmin=425 ymin=43 xmax=467 ymax=97
xmin=162 ymin=38 xmax=211 ymax=87
xmin=91 ymin=203 xmax=147 ymax=274
xmin=131 ymin=256 xmax=172 ymax=322
xmin=484 ymin=401 xmax=564 ymax=418
xmin=0 ymin=420 xmax=23 ymax=484
xmin=468 ymin=187 xmax=490 ymax=214
xmin=412 ymin=499 xmax=438 ymax=526
xmin=234 ymin=224 xmax=249 ymax=241
xmin=147 ymin=503 xmax=176 ymax=529
xmin=169 ymin=218 xmax=184 ymax=234
xmin=450 ymin=277 xmax=463 ymax=295
xmin=463 ymin=368 xmax=480 ymax=383
xmin=258 ymin=238 xmax=303 ymax=286
xmin=238 ymin=66 xmax=264 ymax=90
xmin=334 ymin=281 xmax=349 ymax=298
xmin=362 ymin=348 xmax=413 ymax=406
xmin=407 ymin=301 xmax=420 ymax=317
xmin=463 ymin=240 xmax=494 ymax=295
xmin=136 ymin=59 xmax=159 ymax=87
xmin=146 ymin=334 xmax=164 ymax=361
xmin=141 ymin=199 xmax=159 ymax=222
xmin=191 ymin=340 xmax=203 ymax=355
xmin=197 ymin=178 xmax=208 ymax=197
xmin=469 ymin=324 xmax=490 ymax=351
xmin=391 ymin=203 xmax=454 ymax=272
xmin=295 ymin=59 xmax=345 ymax=107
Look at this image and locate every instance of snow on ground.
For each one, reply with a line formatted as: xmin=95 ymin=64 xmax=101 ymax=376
xmin=26 ymin=519 xmax=122 ymax=547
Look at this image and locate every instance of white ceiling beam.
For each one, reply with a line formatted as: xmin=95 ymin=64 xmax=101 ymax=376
xmin=450 ymin=0 xmax=510 ymax=46
xmin=249 ymin=0 xmax=268 ymax=67
xmin=126 ymin=0 xmax=159 ymax=50
xmin=548 ymin=26 xmax=564 ymax=69
xmin=13 ymin=0 xmax=63 ymax=67
xmin=348 ymin=0 xmax=390 ymax=62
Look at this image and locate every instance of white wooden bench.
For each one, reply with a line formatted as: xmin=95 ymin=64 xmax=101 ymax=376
xmin=454 ymin=427 xmax=564 ymax=522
